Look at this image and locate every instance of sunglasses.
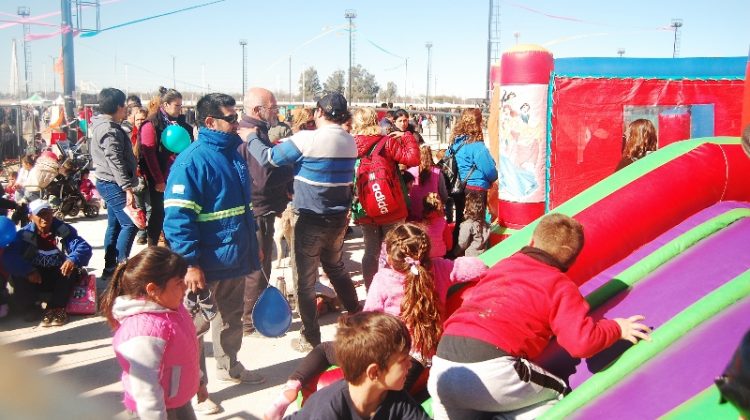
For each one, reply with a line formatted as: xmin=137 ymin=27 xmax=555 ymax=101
xmin=209 ymin=113 xmax=239 ymax=124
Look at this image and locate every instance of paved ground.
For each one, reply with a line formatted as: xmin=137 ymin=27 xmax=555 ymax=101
xmin=0 ymin=211 xmax=368 ymax=419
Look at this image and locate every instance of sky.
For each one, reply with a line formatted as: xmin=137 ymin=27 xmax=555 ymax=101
xmin=0 ymin=0 xmax=748 ymax=100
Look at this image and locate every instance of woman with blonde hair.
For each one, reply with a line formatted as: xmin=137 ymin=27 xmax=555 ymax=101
xmin=616 ymin=118 xmax=658 ymax=170
xmin=445 ymin=108 xmax=497 ymax=255
xmin=291 ymin=107 xmax=315 ymax=133
xmin=352 ymin=107 xmax=419 ymax=290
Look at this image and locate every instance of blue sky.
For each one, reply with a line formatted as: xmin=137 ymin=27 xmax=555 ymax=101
xmin=1 ymin=0 xmax=748 ymax=99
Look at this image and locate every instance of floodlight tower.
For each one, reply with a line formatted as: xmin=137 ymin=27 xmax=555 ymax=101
xmin=239 ymin=39 xmax=247 ymax=102
xmin=485 ymin=0 xmax=501 ymax=100
xmin=617 ymin=48 xmax=626 ymax=58
xmin=17 ymin=6 xmax=32 ymax=97
xmin=345 ymin=9 xmax=357 ymax=102
xmin=425 ymin=42 xmax=433 ymax=110
xmin=671 ymin=19 xmax=683 ymax=58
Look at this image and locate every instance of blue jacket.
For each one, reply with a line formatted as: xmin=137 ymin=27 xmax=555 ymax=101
xmin=3 ymin=219 xmax=92 ymax=276
xmin=449 ymin=136 xmax=498 ymax=190
xmin=163 ymin=128 xmax=260 ymax=281
xmin=247 ymin=124 xmax=357 ymax=215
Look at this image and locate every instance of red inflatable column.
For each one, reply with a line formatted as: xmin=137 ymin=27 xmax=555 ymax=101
xmin=496 ymin=45 xmax=554 ymax=229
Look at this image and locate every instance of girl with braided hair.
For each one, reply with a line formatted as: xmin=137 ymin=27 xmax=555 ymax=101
xmin=264 ymin=223 xmax=488 ymax=419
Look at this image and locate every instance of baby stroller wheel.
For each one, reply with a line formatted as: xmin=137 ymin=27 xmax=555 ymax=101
xmin=84 ymin=204 xmax=99 ymax=218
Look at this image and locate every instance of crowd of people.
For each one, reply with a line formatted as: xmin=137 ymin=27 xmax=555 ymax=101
xmin=0 ymin=85 xmax=666 ymax=419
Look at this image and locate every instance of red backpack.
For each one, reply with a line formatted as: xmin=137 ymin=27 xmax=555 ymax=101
xmin=355 ymin=137 xmax=407 ymax=223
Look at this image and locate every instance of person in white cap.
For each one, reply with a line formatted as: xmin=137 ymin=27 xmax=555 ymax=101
xmin=3 ymin=199 xmax=92 ymax=327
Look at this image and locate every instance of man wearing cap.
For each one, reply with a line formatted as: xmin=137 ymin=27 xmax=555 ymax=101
xmin=3 ymin=200 xmax=92 ymax=327
xmin=247 ymin=92 xmax=361 ymax=352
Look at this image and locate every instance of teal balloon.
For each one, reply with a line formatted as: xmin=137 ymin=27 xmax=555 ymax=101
xmin=252 ymin=286 xmax=292 ymax=338
xmin=0 ymin=216 xmax=17 ymax=247
xmin=79 ymin=119 xmax=88 ymax=135
xmin=161 ymin=125 xmax=191 ymax=153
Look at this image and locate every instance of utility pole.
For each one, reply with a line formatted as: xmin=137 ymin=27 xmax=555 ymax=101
xmin=288 ymin=56 xmax=292 ymax=103
xmin=18 ymin=6 xmax=32 ymax=97
xmin=239 ymin=39 xmax=247 ymax=102
xmin=425 ymin=42 xmax=433 ymax=110
xmin=404 ymin=57 xmax=408 ymax=107
xmin=671 ymin=19 xmax=683 ymax=58
xmin=171 ymin=55 xmax=176 ymax=89
xmin=50 ymin=56 xmax=56 ymax=94
xmin=61 ymin=0 xmax=76 ymax=129
xmin=345 ymin=9 xmax=356 ymax=103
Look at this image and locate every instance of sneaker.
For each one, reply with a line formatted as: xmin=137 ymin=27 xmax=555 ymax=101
xmin=50 ymin=308 xmax=68 ymax=327
xmin=40 ymin=309 xmax=55 ymax=327
xmin=217 ymin=368 xmax=265 ymax=385
xmin=291 ymin=336 xmax=315 ymax=353
xmin=192 ymin=396 xmax=221 ymax=415
xmin=136 ymin=235 xmax=147 ymax=245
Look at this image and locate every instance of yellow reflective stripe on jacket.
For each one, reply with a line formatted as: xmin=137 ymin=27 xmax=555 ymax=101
xmin=196 ymin=205 xmax=248 ymax=222
xmin=164 ymin=199 xmax=202 ymax=214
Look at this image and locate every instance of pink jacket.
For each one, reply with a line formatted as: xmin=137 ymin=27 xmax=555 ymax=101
xmin=112 ymin=297 xmax=200 ymax=419
xmin=364 ymin=256 xmax=488 ymax=318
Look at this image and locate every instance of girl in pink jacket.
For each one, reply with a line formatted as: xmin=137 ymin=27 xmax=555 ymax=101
xmin=101 ymin=247 xmax=204 ymax=419
xmin=264 ymin=223 xmax=487 ymax=419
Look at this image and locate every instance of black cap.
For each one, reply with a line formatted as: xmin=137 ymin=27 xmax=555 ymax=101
xmin=317 ymin=93 xmax=348 ymax=117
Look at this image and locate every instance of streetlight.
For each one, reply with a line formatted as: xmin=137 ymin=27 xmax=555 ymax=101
xmin=425 ymin=42 xmax=432 ymax=110
xmin=345 ymin=9 xmax=356 ymax=103
xmin=239 ymin=39 xmax=247 ymax=102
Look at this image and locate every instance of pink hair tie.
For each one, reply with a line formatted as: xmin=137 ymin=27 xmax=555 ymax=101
xmin=404 ymin=256 xmax=420 ymax=275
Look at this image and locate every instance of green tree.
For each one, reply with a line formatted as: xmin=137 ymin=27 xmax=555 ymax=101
xmin=349 ymin=65 xmax=380 ymax=102
xmin=323 ymin=70 xmax=345 ymax=95
xmin=378 ymin=81 xmax=398 ymax=102
xmin=299 ymin=66 xmax=322 ymax=101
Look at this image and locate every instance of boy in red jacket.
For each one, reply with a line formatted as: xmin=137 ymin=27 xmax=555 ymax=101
xmin=427 ymin=213 xmax=651 ymax=420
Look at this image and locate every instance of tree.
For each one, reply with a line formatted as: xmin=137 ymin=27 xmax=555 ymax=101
xmin=299 ymin=66 xmax=322 ymax=101
xmin=349 ymin=65 xmax=379 ymax=102
xmin=323 ymin=70 xmax=345 ymax=95
xmin=378 ymin=81 xmax=398 ymax=102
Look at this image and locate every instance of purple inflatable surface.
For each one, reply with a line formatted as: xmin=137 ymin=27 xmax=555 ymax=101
xmin=572 ymin=297 xmax=750 ymax=419
xmin=580 ymin=201 xmax=750 ymax=296
xmin=537 ymin=216 xmax=750 ymax=389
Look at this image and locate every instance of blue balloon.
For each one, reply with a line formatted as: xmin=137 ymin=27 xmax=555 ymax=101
xmin=161 ymin=125 xmax=191 ymax=153
xmin=252 ymin=286 xmax=292 ymax=338
xmin=0 ymin=216 xmax=16 ymax=247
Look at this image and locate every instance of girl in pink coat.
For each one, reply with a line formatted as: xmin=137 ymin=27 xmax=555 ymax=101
xmin=101 ymin=247 xmax=204 ymax=419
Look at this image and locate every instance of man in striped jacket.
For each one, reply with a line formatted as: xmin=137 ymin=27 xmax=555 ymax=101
xmin=247 ymin=93 xmax=361 ymax=353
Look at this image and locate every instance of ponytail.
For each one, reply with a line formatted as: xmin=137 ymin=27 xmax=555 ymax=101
xmin=99 ymin=261 xmax=129 ymax=329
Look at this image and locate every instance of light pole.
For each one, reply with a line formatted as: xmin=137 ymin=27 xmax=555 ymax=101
xmin=404 ymin=57 xmax=408 ymax=107
xmin=671 ymin=19 xmax=683 ymax=58
xmin=49 ymin=56 xmax=56 ymax=95
xmin=239 ymin=39 xmax=247 ymax=102
xmin=171 ymin=55 xmax=176 ymax=89
xmin=425 ymin=42 xmax=432 ymax=110
xmin=345 ymin=9 xmax=356 ymax=102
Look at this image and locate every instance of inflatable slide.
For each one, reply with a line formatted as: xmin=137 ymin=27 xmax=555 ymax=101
xmin=473 ymin=137 xmax=750 ymax=419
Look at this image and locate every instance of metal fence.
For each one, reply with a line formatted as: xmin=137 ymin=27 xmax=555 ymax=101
xmin=0 ymin=105 xmax=30 ymax=171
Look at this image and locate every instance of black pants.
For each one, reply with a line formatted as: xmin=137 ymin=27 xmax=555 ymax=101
xmin=146 ymin=184 xmax=164 ymax=246
xmin=13 ymin=266 xmax=77 ymax=309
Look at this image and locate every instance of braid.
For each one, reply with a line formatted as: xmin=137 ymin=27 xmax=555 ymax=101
xmin=387 ymin=223 xmax=443 ymax=358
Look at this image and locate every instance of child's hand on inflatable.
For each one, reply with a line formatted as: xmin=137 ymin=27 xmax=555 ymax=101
xmin=615 ymin=315 xmax=652 ymax=344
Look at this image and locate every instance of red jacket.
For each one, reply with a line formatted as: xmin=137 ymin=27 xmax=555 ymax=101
xmin=443 ymin=247 xmax=621 ymax=359
xmin=354 ymin=133 xmax=420 ymax=225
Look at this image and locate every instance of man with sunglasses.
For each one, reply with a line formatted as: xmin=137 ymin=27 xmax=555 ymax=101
xmin=236 ymin=87 xmax=295 ymax=337
xmin=164 ymin=93 xmax=264 ymax=414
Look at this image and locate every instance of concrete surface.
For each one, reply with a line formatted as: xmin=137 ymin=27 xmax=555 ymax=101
xmin=0 ymin=211 xmax=367 ymax=419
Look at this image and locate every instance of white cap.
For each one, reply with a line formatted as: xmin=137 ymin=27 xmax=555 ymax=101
xmin=28 ymin=199 xmax=52 ymax=216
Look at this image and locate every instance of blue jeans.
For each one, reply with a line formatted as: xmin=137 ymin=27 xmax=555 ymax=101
xmin=97 ymin=179 xmax=138 ymax=273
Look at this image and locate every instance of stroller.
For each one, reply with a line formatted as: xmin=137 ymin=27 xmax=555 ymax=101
xmin=43 ymin=143 xmax=99 ymax=219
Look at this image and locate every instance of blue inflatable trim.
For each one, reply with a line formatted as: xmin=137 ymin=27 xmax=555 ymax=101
xmin=553 ymin=57 xmax=746 ymax=80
